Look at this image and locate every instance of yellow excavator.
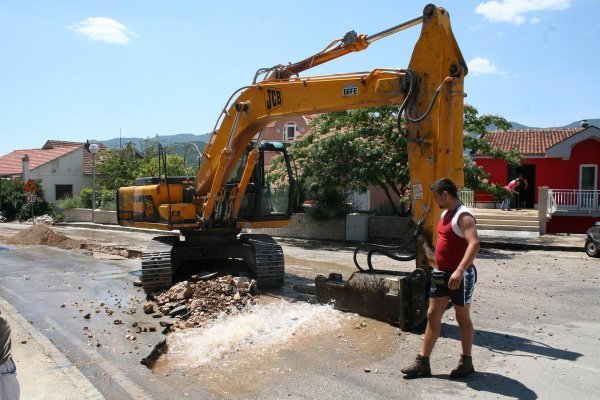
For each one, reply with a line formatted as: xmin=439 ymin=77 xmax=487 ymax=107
xmin=117 ymin=4 xmax=467 ymax=330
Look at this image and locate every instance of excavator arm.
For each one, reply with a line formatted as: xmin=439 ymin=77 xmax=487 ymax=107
xmin=196 ymin=3 xmax=467 ymax=255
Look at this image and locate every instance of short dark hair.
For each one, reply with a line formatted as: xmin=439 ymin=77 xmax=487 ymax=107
xmin=430 ymin=178 xmax=458 ymax=198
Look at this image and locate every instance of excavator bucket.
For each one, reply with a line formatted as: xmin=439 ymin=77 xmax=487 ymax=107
xmin=315 ymin=268 xmax=428 ymax=331
xmin=314 ymin=241 xmax=429 ymax=331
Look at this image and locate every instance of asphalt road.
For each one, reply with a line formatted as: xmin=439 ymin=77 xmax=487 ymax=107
xmin=0 ymin=225 xmax=599 ymax=399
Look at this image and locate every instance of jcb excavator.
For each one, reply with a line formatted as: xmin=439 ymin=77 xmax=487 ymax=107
xmin=117 ymin=4 xmax=467 ymax=330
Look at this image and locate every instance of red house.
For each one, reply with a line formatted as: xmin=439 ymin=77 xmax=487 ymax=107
xmin=472 ymin=121 xmax=600 ymax=233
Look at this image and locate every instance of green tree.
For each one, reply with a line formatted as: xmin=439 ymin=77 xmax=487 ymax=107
xmin=283 ymin=106 xmax=409 ymax=217
xmin=97 ymin=142 xmax=141 ymax=191
xmin=0 ymin=178 xmax=55 ymax=221
xmin=269 ymin=104 xmax=520 ymax=218
xmin=97 ymin=140 xmax=194 ymax=191
xmin=138 ymin=140 xmax=195 ymax=177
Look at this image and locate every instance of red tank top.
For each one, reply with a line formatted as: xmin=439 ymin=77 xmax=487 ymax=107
xmin=434 ymin=205 xmax=474 ymax=272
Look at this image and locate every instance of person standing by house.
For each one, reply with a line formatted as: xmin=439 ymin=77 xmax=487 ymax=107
xmin=517 ymin=173 xmax=529 ymax=209
xmin=401 ymin=178 xmax=480 ymax=379
xmin=501 ymin=177 xmax=520 ymax=211
xmin=0 ymin=309 xmax=20 ymax=400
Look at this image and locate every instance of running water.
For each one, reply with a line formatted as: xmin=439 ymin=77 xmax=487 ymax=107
xmin=164 ymin=299 xmax=347 ymax=369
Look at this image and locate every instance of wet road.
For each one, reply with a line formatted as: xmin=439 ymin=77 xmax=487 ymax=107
xmin=0 ymin=245 xmax=189 ymax=399
xmin=0 ymin=242 xmax=403 ymax=400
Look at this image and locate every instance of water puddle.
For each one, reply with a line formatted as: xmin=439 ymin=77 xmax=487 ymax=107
xmin=160 ymin=299 xmax=346 ymax=370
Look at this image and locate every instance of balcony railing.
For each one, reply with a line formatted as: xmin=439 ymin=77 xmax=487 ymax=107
xmin=459 ymin=188 xmax=474 ymax=208
xmin=548 ymin=189 xmax=600 ymax=213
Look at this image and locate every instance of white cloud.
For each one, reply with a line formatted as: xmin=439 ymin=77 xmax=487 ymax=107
xmin=69 ymin=17 xmax=134 ymax=44
xmin=530 ymin=17 xmax=541 ymax=23
xmin=468 ymin=57 xmax=503 ymax=76
xmin=476 ymin=0 xmax=570 ymax=25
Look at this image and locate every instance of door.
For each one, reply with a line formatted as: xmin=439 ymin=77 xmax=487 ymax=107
xmin=514 ymin=164 xmax=536 ymax=209
xmin=580 ymin=165 xmax=597 ymax=209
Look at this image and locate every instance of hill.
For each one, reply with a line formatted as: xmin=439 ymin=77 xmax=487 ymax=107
xmin=97 ymin=133 xmax=211 ymax=150
xmin=486 ymin=118 xmax=600 ymax=131
xmin=93 ymin=133 xmax=210 ymax=171
xmin=560 ymin=119 xmax=600 ymax=128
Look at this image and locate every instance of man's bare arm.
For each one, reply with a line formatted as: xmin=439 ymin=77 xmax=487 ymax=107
xmin=448 ymin=214 xmax=480 ymax=290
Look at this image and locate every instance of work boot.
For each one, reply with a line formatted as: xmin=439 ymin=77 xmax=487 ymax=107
xmin=401 ymin=354 xmax=431 ymax=377
xmin=450 ymin=355 xmax=474 ymax=378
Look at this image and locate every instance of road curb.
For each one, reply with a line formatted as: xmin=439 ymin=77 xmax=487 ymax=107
xmin=0 ymin=295 xmax=105 ymax=400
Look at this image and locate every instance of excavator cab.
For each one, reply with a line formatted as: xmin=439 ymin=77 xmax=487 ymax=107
xmin=234 ymin=141 xmax=295 ymax=224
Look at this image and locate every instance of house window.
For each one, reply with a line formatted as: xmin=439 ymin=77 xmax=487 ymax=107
xmin=55 ymin=185 xmax=73 ymax=200
xmin=283 ymin=122 xmax=297 ymax=141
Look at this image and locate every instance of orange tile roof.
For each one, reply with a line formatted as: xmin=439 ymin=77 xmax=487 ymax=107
xmin=42 ymin=140 xmax=84 ymax=149
xmin=482 ymin=128 xmax=583 ymax=155
xmin=0 ymin=140 xmax=109 ymax=175
xmin=0 ymin=147 xmax=79 ymax=175
xmin=82 ymin=144 xmax=108 ymax=175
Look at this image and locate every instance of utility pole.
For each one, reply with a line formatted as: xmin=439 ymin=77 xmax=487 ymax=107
xmin=89 ymin=144 xmax=99 ymax=221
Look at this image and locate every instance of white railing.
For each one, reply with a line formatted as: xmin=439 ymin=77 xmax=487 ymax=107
xmin=548 ymin=189 xmax=600 ymax=213
xmin=459 ymin=188 xmax=474 ymax=208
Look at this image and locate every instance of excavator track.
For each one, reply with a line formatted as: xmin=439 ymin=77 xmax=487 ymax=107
xmin=140 ymin=235 xmax=178 ymax=293
xmin=242 ymin=234 xmax=285 ymax=288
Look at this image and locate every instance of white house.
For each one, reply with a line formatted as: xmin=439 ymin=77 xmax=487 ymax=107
xmin=0 ymin=140 xmax=106 ymax=201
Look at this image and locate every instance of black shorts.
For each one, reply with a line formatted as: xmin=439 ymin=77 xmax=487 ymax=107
xmin=430 ymin=266 xmax=477 ymax=307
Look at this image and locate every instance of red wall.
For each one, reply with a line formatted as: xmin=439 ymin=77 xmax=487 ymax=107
xmin=473 ymin=138 xmax=600 ymax=204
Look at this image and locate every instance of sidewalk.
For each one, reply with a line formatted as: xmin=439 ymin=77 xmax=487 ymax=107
xmin=0 ymin=296 xmax=104 ymax=400
xmin=477 ymin=229 xmax=585 ymax=252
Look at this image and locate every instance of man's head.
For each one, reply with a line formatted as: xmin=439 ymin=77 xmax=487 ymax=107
xmin=430 ymin=178 xmax=459 ymax=209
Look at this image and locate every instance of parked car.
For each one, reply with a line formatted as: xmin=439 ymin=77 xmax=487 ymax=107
xmin=585 ymin=222 xmax=600 ymax=257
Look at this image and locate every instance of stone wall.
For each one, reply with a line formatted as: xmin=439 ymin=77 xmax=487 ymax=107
xmin=63 ymin=208 xmax=415 ymax=242
xmin=64 ymin=208 xmax=92 ymax=222
xmin=63 ymin=208 xmax=118 ymax=225
xmin=247 ymin=214 xmax=346 ymax=241
xmin=93 ymin=210 xmax=118 ymax=225
xmin=248 ymin=214 xmax=413 ymax=242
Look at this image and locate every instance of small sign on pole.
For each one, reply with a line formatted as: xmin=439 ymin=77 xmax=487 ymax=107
xmin=24 ymin=179 xmax=38 ymax=193
xmin=26 ymin=192 xmax=37 ymax=224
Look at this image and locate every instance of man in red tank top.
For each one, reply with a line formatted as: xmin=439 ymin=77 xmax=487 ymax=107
xmin=401 ymin=178 xmax=480 ymax=379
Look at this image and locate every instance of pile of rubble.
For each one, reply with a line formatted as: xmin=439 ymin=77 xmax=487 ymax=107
xmin=144 ymin=275 xmax=258 ymax=331
xmin=26 ymin=214 xmax=55 ymax=225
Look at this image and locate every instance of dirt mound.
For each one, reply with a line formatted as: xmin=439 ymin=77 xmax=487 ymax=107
xmin=6 ymin=224 xmax=85 ymax=250
xmin=147 ymin=276 xmax=257 ymax=331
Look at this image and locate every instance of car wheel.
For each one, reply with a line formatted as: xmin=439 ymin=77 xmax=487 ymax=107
xmin=585 ymin=239 xmax=599 ymax=257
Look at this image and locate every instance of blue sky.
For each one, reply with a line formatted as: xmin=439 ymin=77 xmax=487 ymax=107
xmin=1 ymin=0 xmax=599 ymax=156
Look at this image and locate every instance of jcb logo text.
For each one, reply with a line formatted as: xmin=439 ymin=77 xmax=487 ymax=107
xmin=265 ymin=88 xmax=283 ymax=111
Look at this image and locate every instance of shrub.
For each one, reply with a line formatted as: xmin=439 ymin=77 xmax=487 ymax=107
xmin=17 ymin=195 xmax=53 ymax=221
xmin=79 ymin=188 xmax=93 ymax=209
xmin=100 ymin=189 xmax=117 ymax=210
xmin=59 ymin=196 xmax=83 ymax=210
xmin=305 ymin=187 xmax=352 ymax=220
